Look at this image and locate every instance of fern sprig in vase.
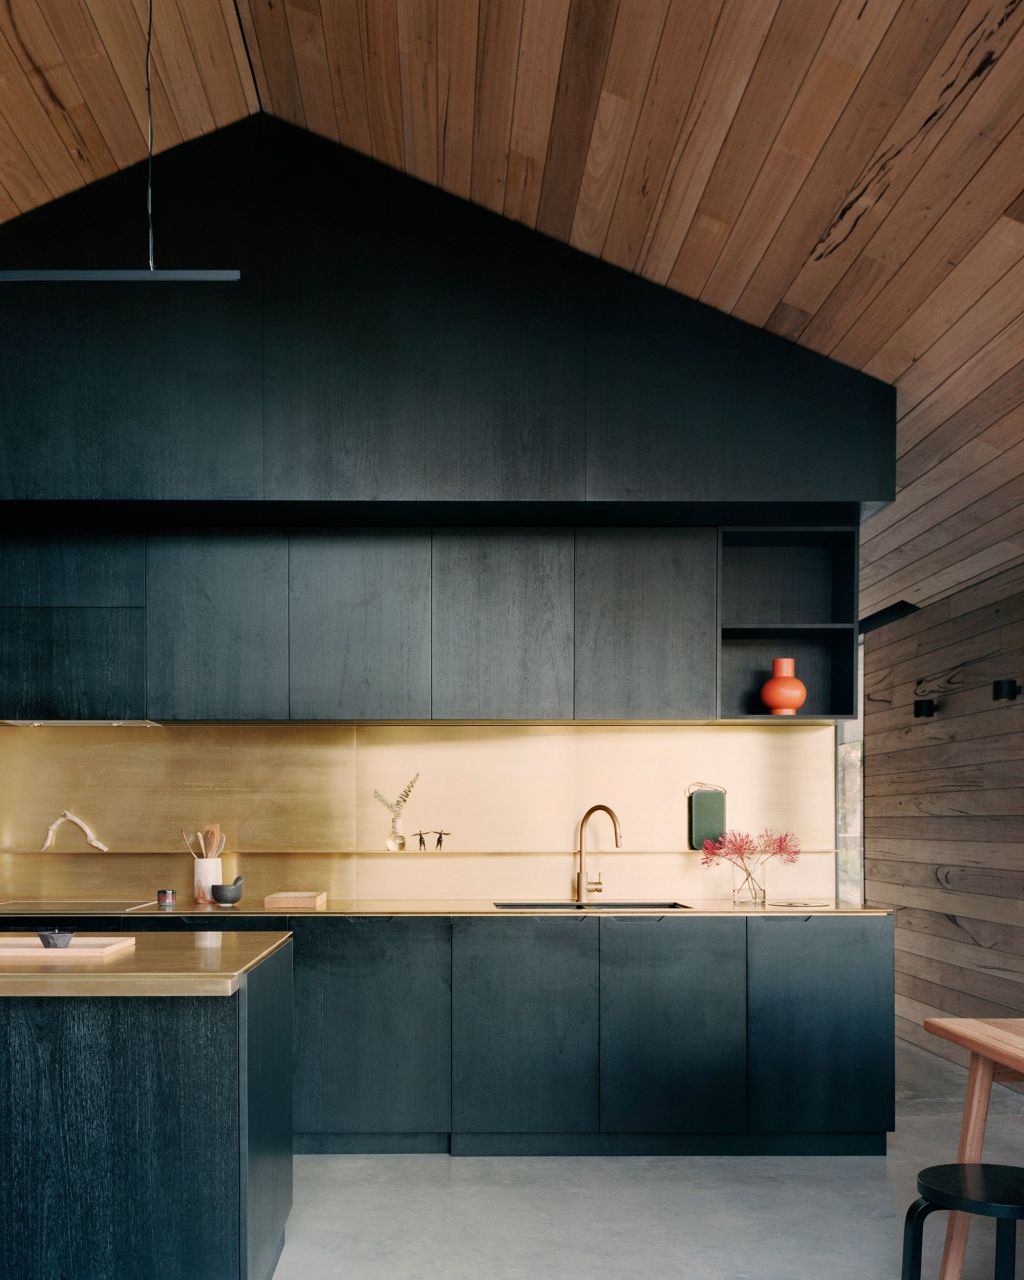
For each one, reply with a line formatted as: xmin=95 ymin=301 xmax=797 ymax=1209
xmin=374 ymin=773 xmax=420 ymax=851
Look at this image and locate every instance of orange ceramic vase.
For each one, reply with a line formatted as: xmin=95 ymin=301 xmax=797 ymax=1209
xmin=760 ymin=657 xmax=807 ymax=716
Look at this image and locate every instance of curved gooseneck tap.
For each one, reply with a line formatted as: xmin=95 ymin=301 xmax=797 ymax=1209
xmin=576 ymin=804 xmax=622 ymax=904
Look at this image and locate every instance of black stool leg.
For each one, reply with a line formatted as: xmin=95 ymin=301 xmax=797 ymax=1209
xmin=995 ymin=1218 xmax=1016 ymax=1280
xmin=902 ymin=1198 xmax=939 ymax=1280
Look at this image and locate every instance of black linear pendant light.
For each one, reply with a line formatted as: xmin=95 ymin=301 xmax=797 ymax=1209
xmin=0 ymin=0 xmax=238 ymax=283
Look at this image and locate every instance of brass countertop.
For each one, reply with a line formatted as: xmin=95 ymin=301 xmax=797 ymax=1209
xmin=144 ymin=899 xmax=889 ymax=917
xmin=0 ymin=897 xmax=889 ymax=918
xmin=0 ymin=930 xmax=291 ymax=997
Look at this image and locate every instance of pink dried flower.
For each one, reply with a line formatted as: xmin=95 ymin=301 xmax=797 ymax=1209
xmin=701 ymin=828 xmax=801 ymax=869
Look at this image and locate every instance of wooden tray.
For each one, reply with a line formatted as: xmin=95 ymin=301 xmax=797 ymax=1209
xmin=264 ymin=891 xmax=327 ymax=911
xmin=0 ymin=936 xmax=136 ymax=964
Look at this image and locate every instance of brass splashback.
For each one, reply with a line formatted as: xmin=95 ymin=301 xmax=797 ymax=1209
xmin=0 ymin=721 xmax=836 ymax=903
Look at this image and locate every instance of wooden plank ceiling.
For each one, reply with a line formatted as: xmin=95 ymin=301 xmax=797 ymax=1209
xmin=1 ymin=0 xmax=1023 ymax=617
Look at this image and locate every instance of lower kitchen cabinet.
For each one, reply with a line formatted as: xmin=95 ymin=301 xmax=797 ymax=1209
xmin=452 ymin=916 xmax=599 ymax=1134
xmin=747 ymin=915 xmax=895 ymax=1135
xmin=290 ymin=917 xmax=452 ymax=1149
xmin=600 ymin=917 xmax=746 ymax=1133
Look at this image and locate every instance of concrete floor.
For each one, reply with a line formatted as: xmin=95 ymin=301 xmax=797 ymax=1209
xmin=275 ymin=1042 xmax=1024 ymax=1280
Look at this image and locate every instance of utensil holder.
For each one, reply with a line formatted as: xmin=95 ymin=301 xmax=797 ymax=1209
xmin=194 ymin=858 xmax=223 ymax=905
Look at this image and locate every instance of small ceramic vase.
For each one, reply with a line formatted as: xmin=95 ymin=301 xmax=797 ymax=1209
xmin=194 ymin=857 xmax=223 ymax=905
xmin=760 ymin=657 xmax=807 ymax=716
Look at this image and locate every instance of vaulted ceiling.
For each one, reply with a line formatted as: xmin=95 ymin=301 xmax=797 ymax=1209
xmin=1 ymin=0 xmax=1023 ymax=617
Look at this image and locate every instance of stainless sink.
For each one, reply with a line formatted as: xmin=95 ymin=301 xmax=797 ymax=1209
xmin=494 ymin=901 xmax=690 ymax=911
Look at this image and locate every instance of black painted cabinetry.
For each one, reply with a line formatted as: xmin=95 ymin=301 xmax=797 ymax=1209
xmin=747 ymin=915 xmax=895 ymax=1134
xmin=0 ymin=282 xmax=262 ymax=501
xmin=600 ymin=917 xmax=746 ymax=1133
xmin=262 ymin=213 xmax=586 ymax=502
xmin=575 ymin=529 xmax=718 ymax=719
xmin=432 ymin=530 xmax=575 ymax=718
xmin=289 ymin=530 xmax=432 ymax=719
xmin=586 ymin=265 xmax=894 ymax=503
xmin=452 ymin=917 xmax=599 ymax=1134
xmin=42 ymin=912 xmax=894 ymax=1153
xmin=290 ymin=917 xmax=452 ymax=1149
xmin=0 ymin=534 xmax=146 ymax=719
xmin=0 ymin=118 xmax=893 ymax=508
xmin=146 ymin=534 xmax=290 ymax=720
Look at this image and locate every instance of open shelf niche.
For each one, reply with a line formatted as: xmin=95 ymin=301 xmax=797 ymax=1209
xmin=718 ymin=529 xmax=858 ymax=720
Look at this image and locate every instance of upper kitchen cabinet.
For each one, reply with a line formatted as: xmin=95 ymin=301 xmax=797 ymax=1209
xmin=574 ymin=529 xmax=717 ymax=719
xmin=146 ymin=534 xmax=289 ymax=720
xmin=585 ymin=265 xmax=895 ymax=504
xmin=0 ymin=282 xmax=261 ymax=501
xmin=262 ymin=141 xmax=586 ymax=502
xmin=432 ymin=530 xmax=574 ymax=719
xmin=289 ymin=530 xmax=431 ymax=719
xmin=0 ymin=535 xmax=145 ymax=719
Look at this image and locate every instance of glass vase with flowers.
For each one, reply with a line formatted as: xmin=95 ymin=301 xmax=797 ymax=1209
xmin=701 ymin=828 xmax=801 ymax=907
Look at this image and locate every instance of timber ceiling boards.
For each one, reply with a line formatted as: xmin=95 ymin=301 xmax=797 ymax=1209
xmin=1 ymin=0 xmax=1023 ymax=614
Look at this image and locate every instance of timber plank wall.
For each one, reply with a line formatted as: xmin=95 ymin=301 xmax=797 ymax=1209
xmin=864 ymin=561 xmax=1024 ymax=1070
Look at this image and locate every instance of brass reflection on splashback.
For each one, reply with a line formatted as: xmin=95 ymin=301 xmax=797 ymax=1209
xmin=0 ymin=721 xmax=837 ymax=903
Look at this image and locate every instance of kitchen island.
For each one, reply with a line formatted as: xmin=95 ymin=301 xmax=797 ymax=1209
xmin=0 ymin=930 xmax=293 ymax=1280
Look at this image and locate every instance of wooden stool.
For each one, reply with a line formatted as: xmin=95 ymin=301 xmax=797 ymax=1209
xmin=903 ymin=1165 xmax=1024 ymax=1280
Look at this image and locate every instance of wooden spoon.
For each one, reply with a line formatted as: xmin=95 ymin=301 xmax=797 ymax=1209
xmin=203 ymin=823 xmax=221 ymax=859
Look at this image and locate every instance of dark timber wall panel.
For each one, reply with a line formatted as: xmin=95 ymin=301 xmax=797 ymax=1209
xmin=863 ymin=563 xmax=1024 ymax=1069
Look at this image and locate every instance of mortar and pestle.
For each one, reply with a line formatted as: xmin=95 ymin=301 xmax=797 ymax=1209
xmin=211 ymin=876 xmax=244 ymax=906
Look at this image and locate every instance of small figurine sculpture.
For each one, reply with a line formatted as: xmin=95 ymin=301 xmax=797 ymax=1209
xmin=433 ymin=830 xmax=451 ymax=851
xmin=413 ymin=831 xmax=428 ymax=851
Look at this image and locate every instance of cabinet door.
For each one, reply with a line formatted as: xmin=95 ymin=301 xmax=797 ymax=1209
xmin=747 ymin=916 xmax=894 ymax=1134
xmin=574 ymin=528 xmax=717 ymax=718
xmin=262 ymin=210 xmax=585 ymax=501
xmin=0 ymin=536 xmax=144 ymax=607
xmin=146 ymin=534 xmax=289 ymax=720
xmin=585 ymin=266 xmax=895 ymax=503
xmin=0 ymin=607 xmax=145 ymax=719
xmin=432 ymin=530 xmax=574 ymax=718
xmin=600 ymin=917 xmax=746 ymax=1133
xmin=452 ymin=917 xmax=599 ymax=1133
xmin=0 ymin=282 xmax=262 ymax=499
xmin=289 ymin=530 xmax=431 ymax=719
xmin=291 ymin=918 xmax=452 ymax=1135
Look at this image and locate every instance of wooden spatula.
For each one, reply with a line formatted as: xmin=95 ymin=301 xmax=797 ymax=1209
xmin=203 ymin=823 xmax=221 ymax=859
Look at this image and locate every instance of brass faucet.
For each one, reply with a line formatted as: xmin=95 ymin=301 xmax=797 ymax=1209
xmin=576 ymin=804 xmax=622 ymax=904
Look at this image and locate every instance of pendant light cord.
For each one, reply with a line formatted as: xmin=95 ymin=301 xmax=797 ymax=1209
xmin=145 ymin=0 xmax=155 ymax=271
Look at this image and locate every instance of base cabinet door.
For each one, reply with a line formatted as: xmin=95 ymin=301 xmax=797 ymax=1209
xmin=600 ymin=917 xmax=746 ymax=1132
xmin=747 ymin=916 xmax=894 ymax=1134
xmin=452 ymin=917 xmax=599 ymax=1133
xmin=291 ymin=917 xmax=452 ymax=1137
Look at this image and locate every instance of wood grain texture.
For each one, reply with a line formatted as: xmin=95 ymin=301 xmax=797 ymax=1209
xmin=0 ymin=993 xmax=240 ymax=1278
xmin=431 ymin=529 xmax=575 ymax=718
xmin=574 ymin=528 xmax=718 ymax=719
xmin=746 ymin=915 xmax=895 ymax=1134
xmin=0 ymin=606 xmax=145 ymax=719
xmin=291 ymin=917 xmax=451 ymax=1135
xmin=452 ymin=916 xmax=599 ymax=1132
xmin=146 ymin=534 xmax=290 ymax=720
xmin=865 ymin=564 xmax=1024 ymax=1069
xmin=599 ymin=916 xmax=746 ymax=1132
xmin=0 ymin=3 xmax=1021 ymax=609
xmin=289 ymin=531 xmax=432 ymax=720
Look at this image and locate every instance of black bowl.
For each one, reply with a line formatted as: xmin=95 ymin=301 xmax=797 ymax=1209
xmin=38 ymin=929 xmax=75 ymax=949
xmin=211 ymin=879 xmax=243 ymax=905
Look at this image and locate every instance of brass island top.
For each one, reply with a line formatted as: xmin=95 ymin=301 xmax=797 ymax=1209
xmin=0 ymin=930 xmax=291 ymax=998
